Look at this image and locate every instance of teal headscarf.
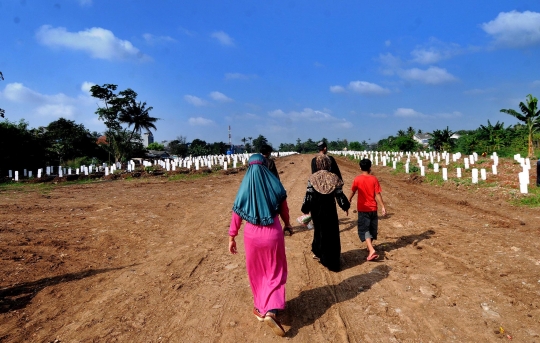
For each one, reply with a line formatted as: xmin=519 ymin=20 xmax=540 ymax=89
xmin=232 ymin=154 xmax=287 ymax=226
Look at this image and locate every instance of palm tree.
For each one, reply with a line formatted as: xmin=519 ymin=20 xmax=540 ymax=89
xmin=478 ymin=120 xmax=506 ymax=152
xmin=247 ymin=136 xmax=253 ymax=152
xmin=500 ymin=94 xmax=540 ymax=157
xmin=406 ymin=126 xmax=416 ymax=137
xmin=429 ymin=126 xmax=454 ymax=152
xmin=397 ymin=130 xmax=406 ymax=137
xmin=119 ymin=99 xmax=159 ymax=142
xmin=0 ymin=71 xmax=4 ymax=118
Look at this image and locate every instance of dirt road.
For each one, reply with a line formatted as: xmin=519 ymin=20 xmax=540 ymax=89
xmin=1 ymin=153 xmax=539 ymax=342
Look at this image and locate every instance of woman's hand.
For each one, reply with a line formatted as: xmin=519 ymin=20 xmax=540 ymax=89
xmin=229 ymin=237 xmax=237 ymax=254
xmin=283 ymin=225 xmax=293 ymax=236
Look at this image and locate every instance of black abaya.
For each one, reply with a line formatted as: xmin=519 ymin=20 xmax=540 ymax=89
xmin=301 ymin=181 xmax=350 ymax=272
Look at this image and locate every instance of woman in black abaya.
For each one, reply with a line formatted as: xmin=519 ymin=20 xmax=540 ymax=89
xmin=301 ymin=155 xmax=350 ymax=272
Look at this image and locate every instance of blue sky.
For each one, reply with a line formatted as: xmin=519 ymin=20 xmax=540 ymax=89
xmin=2 ymin=1 xmax=540 ymax=147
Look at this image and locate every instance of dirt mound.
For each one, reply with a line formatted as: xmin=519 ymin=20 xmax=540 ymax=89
xmin=405 ymin=173 xmax=424 ymax=184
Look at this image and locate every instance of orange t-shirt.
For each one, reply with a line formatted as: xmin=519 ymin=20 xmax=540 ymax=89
xmin=351 ymin=174 xmax=382 ymax=212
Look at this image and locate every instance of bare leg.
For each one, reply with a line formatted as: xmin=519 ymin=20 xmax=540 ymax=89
xmin=366 ymin=238 xmax=376 ymax=257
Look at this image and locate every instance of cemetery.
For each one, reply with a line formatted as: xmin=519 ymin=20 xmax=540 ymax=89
xmin=1 ymin=152 xmax=540 ymax=342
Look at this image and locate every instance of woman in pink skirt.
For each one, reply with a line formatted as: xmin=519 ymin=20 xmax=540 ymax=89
xmin=229 ymin=153 xmax=293 ymax=337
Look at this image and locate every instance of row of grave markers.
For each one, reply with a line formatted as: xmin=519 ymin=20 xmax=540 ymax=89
xmin=332 ymin=150 xmax=532 ymax=194
xmin=5 ymin=152 xmax=299 ymax=182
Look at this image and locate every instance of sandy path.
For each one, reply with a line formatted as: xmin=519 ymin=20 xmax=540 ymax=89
xmin=1 ymin=153 xmax=539 ymax=342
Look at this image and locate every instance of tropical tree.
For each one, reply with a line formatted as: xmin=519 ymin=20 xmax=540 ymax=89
xmin=500 ymin=94 xmax=540 ymax=157
xmin=119 ymin=99 xmax=158 ymax=142
xmin=397 ymin=130 xmax=406 ymax=137
xmin=90 ymin=84 xmax=155 ymax=162
xmin=406 ymin=126 xmax=416 ymax=137
xmin=477 ymin=120 xmax=507 ymax=152
xmin=429 ymin=126 xmax=454 ymax=152
xmin=147 ymin=142 xmax=165 ymax=150
xmin=168 ymin=136 xmax=188 ymax=157
xmin=0 ymin=71 xmax=5 ymax=118
xmin=252 ymin=135 xmax=269 ymax=152
xmin=247 ymin=137 xmax=253 ymax=152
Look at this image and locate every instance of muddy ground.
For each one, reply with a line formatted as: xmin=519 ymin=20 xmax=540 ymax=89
xmin=1 ymin=153 xmax=539 ymax=342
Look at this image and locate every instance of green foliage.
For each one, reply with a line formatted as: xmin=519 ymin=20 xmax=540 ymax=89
xmin=252 ymin=135 xmax=269 ymax=153
xmin=500 ymin=94 xmax=540 ymax=157
xmin=348 ymin=141 xmax=364 ymax=151
xmin=0 ymin=119 xmax=47 ymax=176
xmin=90 ymin=84 xmax=158 ymax=162
xmin=409 ymin=165 xmax=420 ymax=173
xmin=429 ymin=126 xmax=455 ymax=152
xmin=168 ymin=136 xmax=188 ymax=157
xmin=64 ymin=156 xmax=96 ymax=169
xmin=147 ymin=142 xmax=165 ymax=150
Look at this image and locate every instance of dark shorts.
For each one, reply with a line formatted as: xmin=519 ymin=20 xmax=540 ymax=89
xmin=357 ymin=211 xmax=378 ymax=242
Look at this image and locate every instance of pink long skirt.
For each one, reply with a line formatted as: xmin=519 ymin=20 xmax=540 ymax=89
xmin=243 ymin=216 xmax=287 ymax=314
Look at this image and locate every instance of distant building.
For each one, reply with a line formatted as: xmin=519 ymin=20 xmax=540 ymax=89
xmin=142 ymin=132 xmax=154 ymax=147
xmin=413 ymin=133 xmax=432 ymax=146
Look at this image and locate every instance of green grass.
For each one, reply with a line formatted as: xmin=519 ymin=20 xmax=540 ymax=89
xmin=512 ymin=185 xmax=540 ymax=207
xmin=424 ymin=172 xmax=444 ymax=186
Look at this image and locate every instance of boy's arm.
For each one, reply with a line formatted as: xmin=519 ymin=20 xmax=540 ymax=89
xmin=375 ymin=192 xmax=386 ymax=216
xmin=347 ymin=190 xmax=356 ymax=204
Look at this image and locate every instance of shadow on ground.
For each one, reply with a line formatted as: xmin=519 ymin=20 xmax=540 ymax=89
xmin=341 ymin=229 xmax=435 ymax=271
xmin=0 ymin=265 xmax=133 ymax=313
xmin=282 ymin=264 xmax=391 ymax=338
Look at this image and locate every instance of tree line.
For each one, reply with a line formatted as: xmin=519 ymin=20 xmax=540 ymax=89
xmin=2 ymin=90 xmax=539 ymax=177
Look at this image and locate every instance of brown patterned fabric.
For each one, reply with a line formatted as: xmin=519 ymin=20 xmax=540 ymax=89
xmin=315 ymin=155 xmax=331 ymax=171
xmin=309 ymin=170 xmax=343 ymax=195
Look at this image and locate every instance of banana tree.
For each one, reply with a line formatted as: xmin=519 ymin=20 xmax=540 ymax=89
xmin=500 ymin=94 xmax=540 ymax=157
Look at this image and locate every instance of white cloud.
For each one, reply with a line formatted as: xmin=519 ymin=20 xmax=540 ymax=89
xmin=378 ymin=53 xmax=403 ymax=75
xmin=79 ymin=0 xmax=92 ymax=6
xmin=36 ymin=25 xmax=148 ymax=61
xmin=369 ymin=113 xmax=388 ymax=118
xmin=143 ymin=33 xmax=176 ymax=44
xmin=209 ymin=91 xmax=233 ymax=102
xmin=188 ymin=117 xmax=214 ymax=126
xmin=81 ymin=81 xmax=95 ymax=93
xmin=225 ymin=73 xmax=257 ymax=80
xmin=385 ymin=40 xmax=391 ymax=47
xmin=1 ymin=82 xmax=94 ymax=119
xmin=314 ymin=61 xmax=324 ymax=67
xmin=532 ymin=80 xmax=540 ymax=87
xmin=410 ymin=49 xmax=442 ymax=64
xmin=184 ymin=95 xmax=208 ymax=106
xmin=394 ymin=108 xmax=427 ymax=118
xmin=348 ymin=81 xmax=390 ymax=95
xmin=482 ymin=11 xmax=540 ymax=48
xmin=268 ymin=108 xmax=352 ymax=128
xmin=398 ymin=67 xmax=457 ymax=84
xmin=329 ymin=85 xmax=346 ymax=93
xmin=36 ymin=104 xmax=76 ymax=118
xmin=211 ymin=31 xmax=235 ymax=46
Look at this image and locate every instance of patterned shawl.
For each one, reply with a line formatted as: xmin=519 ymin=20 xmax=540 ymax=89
xmin=309 ymin=155 xmax=343 ymax=194
xmin=232 ymin=154 xmax=287 ymax=226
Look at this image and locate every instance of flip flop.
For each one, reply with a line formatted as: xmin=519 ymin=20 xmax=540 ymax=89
xmin=367 ymin=253 xmax=379 ymax=261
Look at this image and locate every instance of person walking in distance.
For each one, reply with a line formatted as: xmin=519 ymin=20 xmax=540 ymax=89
xmin=347 ymin=159 xmax=386 ymax=261
xmin=311 ymin=141 xmax=342 ymax=181
xmin=260 ymin=144 xmax=280 ymax=180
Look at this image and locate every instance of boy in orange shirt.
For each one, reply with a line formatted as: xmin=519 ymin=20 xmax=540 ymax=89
xmin=348 ymin=159 xmax=386 ymax=261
